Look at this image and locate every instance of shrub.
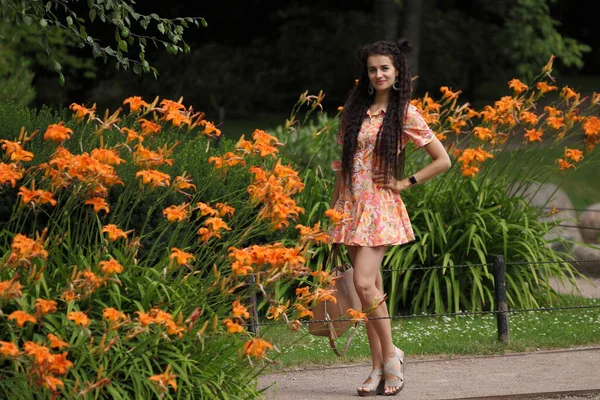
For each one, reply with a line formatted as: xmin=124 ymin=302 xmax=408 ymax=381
xmin=0 ymin=96 xmax=334 ymax=398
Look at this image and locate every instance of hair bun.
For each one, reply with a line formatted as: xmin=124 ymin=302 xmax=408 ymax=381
xmin=357 ymin=46 xmax=369 ymax=62
xmin=396 ymin=39 xmax=412 ymax=54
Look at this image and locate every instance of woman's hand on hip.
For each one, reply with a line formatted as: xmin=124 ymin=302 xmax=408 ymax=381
xmin=373 ymin=176 xmax=410 ymax=192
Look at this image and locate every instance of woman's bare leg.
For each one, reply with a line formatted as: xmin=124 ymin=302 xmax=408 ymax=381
xmin=352 ymin=245 xmax=401 ymax=394
xmin=347 ymin=245 xmax=388 ymax=393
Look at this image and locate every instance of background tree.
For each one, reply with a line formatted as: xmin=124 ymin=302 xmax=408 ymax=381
xmin=0 ymin=0 xmax=206 ymax=87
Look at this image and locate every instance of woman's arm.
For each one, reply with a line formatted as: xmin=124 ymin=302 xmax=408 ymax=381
xmin=376 ymin=136 xmax=451 ymax=192
xmin=330 ymin=171 xmax=343 ymax=208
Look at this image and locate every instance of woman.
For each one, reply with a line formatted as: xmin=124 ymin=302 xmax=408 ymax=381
xmin=329 ymin=39 xmax=451 ymax=396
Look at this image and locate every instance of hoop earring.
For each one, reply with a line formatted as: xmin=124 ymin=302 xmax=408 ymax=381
xmin=368 ymin=84 xmax=374 ymax=95
xmin=392 ymin=78 xmax=400 ymax=91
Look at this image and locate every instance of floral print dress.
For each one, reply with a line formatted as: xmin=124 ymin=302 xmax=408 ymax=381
xmin=328 ymin=104 xmax=434 ymax=247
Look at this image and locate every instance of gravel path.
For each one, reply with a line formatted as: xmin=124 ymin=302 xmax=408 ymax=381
xmin=259 ymin=347 xmax=600 ymax=399
xmin=258 ymin=277 xmax=600 ymax=399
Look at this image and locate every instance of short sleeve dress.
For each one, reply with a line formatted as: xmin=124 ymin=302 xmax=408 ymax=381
xmin=328 ymin=104 xmax=434 ymax=247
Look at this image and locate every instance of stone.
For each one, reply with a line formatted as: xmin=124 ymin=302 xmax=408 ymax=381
xmin=507 ymin=182 xmax=582 ymax=252
xmin=579 ymin=202 xmax=600 ymax=244
xmin=571 ymin=244 xmax=600 ymax=277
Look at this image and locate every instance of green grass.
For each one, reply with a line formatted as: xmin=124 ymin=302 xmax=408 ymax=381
xmin=260 ymin=295 xmax=600 ymax=371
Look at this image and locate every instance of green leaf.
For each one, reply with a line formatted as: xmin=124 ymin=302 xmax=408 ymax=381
xmin=118 ymin=40 xmax=128 ymax=52
xmin=40 ymin=18 xmax=48 ymax=28
xmin=157 ymin=22 xmax=165 ymax=34
xmin=89 ymin=9 xmax=96 ymax=22
xmin=66 ymin=16 xmax=73 ymax=26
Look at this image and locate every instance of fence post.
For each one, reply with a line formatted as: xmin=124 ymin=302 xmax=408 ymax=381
xmin=247 ymin=274 xmax=260 ymax=335
xmin=492 ymin=255 xmax=510 ymax=343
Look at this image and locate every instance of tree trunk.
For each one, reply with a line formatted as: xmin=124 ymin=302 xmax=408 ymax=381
xmin=374 ymin=0 xmax=400 ymax=40
xmin=401 ymin=0 xmax=423 ymax=84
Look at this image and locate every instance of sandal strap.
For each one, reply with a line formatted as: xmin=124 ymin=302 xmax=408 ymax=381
xmin=361 ymin=368 xmax=383 ymax=390
xmin=369 ymin=368 xmax=383 ymax=380
xmin=383 ymin=348 xmax=405 ymax=387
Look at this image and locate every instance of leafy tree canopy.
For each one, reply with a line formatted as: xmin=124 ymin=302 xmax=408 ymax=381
xmin=0 ymin=0 xmax=207 ymax=84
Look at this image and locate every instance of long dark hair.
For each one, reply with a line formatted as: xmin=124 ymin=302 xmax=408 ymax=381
xmin=339 ymin=39 xmax=413 ymax=191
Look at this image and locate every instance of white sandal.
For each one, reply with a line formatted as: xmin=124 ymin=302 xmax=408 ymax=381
xmin=357 ymin=368 xmax=385 ymax=397
xmin=382 ymin=347 xmax=405 ymax=396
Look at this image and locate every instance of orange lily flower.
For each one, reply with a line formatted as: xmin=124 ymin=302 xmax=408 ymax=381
xmin=91 ymin=148 xmax=125 ymax=166
xmin=48 ymin=352 xmax=73 ymax=375
xmin=136 ymin=169 xmax=171 ymax=187
xmin=199 ymin=120 xmax=221 ymax=137
xmin=43 ymin=122 xmax=73 ymax=142
xmin=556 ymin=158 xmax=575 ymax=170
xmin=23 ymin=341 xmax=52 ymax=364
xmin=0 ymin=277 xmax=23 ymax=301
xmin=135 ymin=311 xmax=155 ymax=326
xmin=164 ymin=110 xmax=191 ymax=127
xmin=163 ymin=203 xmax=190 ymax=222
xmin=293 ymin=303 xmax=313 ymax=319
xmin=0 ymin=162 xmax=24 ymax=187
xmin=508 ymin=79 xmax=528 ymax=94
xmin=196 ymin=202 xmax=219 ymax=217
xmin=196 ymin=227 xmax=213 ymax=243
xmin=160 ymin=99 xmax=186 ymax=113
xmin=122 ymin=127 xmax=144 ymax=143
xmin=69 ymin=103 xmax=96 ymax=121
xmin=138 ymin=118 xmax=162 ymax=136
xmin=18 ymin=185 xmax=57 ymax=207
xmin=564 ymin=148 xmax=584 ymax=162
xmin=173 ymin=174 xmax=196 ymax=192
xmin=67 ymin=311 xmax=91 ymax=327
xmin=85 ymin=197 xmax=110 ymax=214
xmin=5 ymin=232 xmax=49 ymax=267
xmin=520 ymin=111 xmax=539 ymax=125
xmin=46 ymin=334 xmax=69 ymax=350
xmin=232 ymin=300 xmax=250 ymax=319
xmin=101 ymin=224 xmax=128 ymax=242
xmin=524 ymin=129 xmax=543 ymax=142
xmin=231 ymin=261 xmax=253 ymax=276
xmin=8 ymin=310 xmax=37 ymax=327
xmin=243 ymin=338 xmax=274 ymax=359
xmin=61 ymin=290 xmax=80 ymax=303
xmin=536 ymin=82 xmax=558 ymax=93
xmin=35 ymin=298 xmax=57 ymax=316
xmin=215 ymin=202 xmax=235 ymax=217
xmin=103 ymin=307 xmax=127 ymax=322
xmin=149 ymin=364 xmax=178 ymax=392
xmin=99 ymin=258 xmax=124 ymax=275
xmin=169 ymin=247 xmax=195 ymax=266
xmin=1 ymin=140 xmax=34 ymax=162
xmin=223 ymin=318 xmax=245 ymax=334
xmin=347 ymin=308 xmax=368 ymax=322
xmin=123 ymin=96 xmax=149 ymax=112
xmin=0 ymin=341 xmax=20 ymax=357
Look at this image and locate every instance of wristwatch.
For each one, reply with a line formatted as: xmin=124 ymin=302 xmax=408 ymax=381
xmin=408 ymin=175 xmax=417 ymax=185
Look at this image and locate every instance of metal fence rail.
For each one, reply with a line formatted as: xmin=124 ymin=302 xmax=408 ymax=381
xmin=245 ymin=256 xmax=600 ymax=342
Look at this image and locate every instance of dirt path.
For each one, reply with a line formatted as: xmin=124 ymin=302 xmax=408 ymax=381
xmin=259 ymin=347 xmax=600 ymax=399
xmin=258 ymin=277 xmax=600 ymax=399
xmin=550 ymin=277 xmax=600 ymax=298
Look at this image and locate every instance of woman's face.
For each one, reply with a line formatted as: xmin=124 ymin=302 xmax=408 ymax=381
xmin=367 ymin=55 xmax=398 ymax=93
